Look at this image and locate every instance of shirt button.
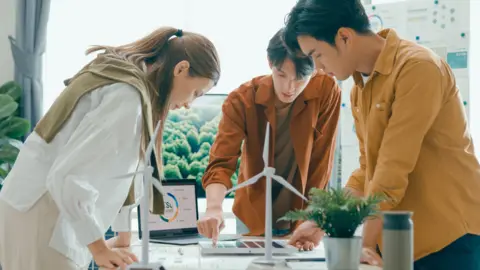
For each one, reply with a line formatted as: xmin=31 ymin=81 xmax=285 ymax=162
xmin=376 ymin=104 xmax=380 ymax=108
xmin=356 ymin=108 xmax=360 ymax=112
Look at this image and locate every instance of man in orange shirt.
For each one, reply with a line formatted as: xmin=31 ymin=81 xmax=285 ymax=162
xmin=283 ymin=0 xmax=480 ymax=269
xmin=196 ymin=28 xmax=341 ymax=250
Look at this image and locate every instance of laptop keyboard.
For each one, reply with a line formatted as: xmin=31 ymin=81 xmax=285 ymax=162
xmin=159 ymin=234 xmax=204 ymax=240
xmin=216 ymin=240 xmax=284 ymax=249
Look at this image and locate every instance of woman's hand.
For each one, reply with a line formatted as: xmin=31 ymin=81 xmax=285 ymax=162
xmin=106 ymin=232 xmax=132 ymax=249
xmin=93 ymin=247 xmax=138 ymax=269
xmin=88 ymin=238 xmax=138 ymax=269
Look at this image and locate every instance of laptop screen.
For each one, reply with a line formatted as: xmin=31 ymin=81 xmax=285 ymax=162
xmin=138 ymin=180 xmax=199 ymax=237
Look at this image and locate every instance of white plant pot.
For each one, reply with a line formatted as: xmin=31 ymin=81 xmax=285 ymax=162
xmin=323 ymin=236 xmax=362 ymax=270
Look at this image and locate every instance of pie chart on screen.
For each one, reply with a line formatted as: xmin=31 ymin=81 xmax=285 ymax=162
xmin=160 ymin=192 xmax=179 ymax=222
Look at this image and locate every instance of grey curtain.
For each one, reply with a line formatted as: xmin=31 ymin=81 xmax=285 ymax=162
xmin=9 ymin=0 xmax=51 ymax=133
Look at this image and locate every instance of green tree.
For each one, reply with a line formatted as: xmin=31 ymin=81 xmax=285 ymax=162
xmin=186 ymin=113 xmax=203 ymax=129
xmin=186 ymin=130 xmax=200 ymax=152
xmin=176 ymin=140 xmax=192 ymax=159
xmin=164 ymin=164 xmax=182 ymax=179
xmin=162 ymin=152 xmax=180 ymax=165
xmin=162 ymin=127 xmax=173 ymax=141
xmin=189 ymin=144 xmax=210 ymax=162
xmin=199 ymin=132 xmax=215 ymax=145
xmin=200 ymin=123 xmax=216 ymax=135
xmin=164 ymin=143 xmax=176 ymax=154
xmin=189 ymin=161 xmax=204 ymax=176
xmin=177 ymin=158 xmax=190 ymax=178
xmin=201 ymin=155 xmax=210 ymax=164
xmin=189 ymin=152 xmax=203 ymax=162
xmin=168 ymin=111 xmax=184 ymax=123
xmin=169 ymin=129 xmax=186 ymax=142
xmin=178 ymin=120 xmax=196 ymax=134
xmin=199 ymin=142 xmax=211 ymax=152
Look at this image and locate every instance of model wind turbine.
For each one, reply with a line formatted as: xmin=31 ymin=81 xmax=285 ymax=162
xmin=224 ymin=122 xmax=308 ymax=266
xmin=109 ymin=120 xmax=165 ymax=269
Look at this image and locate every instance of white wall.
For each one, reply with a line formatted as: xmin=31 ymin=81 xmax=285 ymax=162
xmin=0 ymin=0 xmax=16 ymax=84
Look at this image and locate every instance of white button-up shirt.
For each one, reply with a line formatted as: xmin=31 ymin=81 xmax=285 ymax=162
xmin=0 ymin=82 xmax=144 ymax=266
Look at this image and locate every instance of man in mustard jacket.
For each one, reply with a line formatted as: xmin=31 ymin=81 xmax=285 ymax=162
xmin=284 ymin=0 xmax=480 ymax=269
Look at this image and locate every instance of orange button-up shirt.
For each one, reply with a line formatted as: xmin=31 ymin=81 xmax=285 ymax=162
xmin=346 ymin=28 xmax=480 ymax=260
xmin=202 ymin=74 xmax=341 ymax=236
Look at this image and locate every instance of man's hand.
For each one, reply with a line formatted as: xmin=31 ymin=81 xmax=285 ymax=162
xmin=361 ymin=247 xmax=383 ymax=267
xmin=288 ymin=221 xmax=324 ymax=251
xmin=197 ymin=208 xmax=225 ymax=245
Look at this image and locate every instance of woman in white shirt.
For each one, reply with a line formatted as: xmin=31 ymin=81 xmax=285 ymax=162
xmin=0 ymin=26 xmax=220 ymax=270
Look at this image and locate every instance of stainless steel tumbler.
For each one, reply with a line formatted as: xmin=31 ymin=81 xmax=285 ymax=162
xmin=382 ymin=211 xmax=413 ymax=270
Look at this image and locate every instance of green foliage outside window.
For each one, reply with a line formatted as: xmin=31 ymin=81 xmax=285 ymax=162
xmin=162 ymin=95 xmax=240 ymax=198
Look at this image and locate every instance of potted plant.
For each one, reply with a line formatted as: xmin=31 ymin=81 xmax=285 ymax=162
xmin=281 ymin=188 xmax=384 ymax=270
xmin=0 ymin=81 xmax=31 ymax=190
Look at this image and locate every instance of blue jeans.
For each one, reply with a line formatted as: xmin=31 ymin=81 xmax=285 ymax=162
xmin=414 ymin=234 xmax=480 ymax=270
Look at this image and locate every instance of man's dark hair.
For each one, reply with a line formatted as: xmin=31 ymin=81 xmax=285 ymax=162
xmin=284 ymin=0 xmax=372 ymax=53
xmin=267 ymin=28 xmax=314 ymax=79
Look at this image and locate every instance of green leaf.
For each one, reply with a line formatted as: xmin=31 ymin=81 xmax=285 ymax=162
xmin=0 ymin=94 xmax=18 ymax=119
xmin=279 ymin=188 xmax=385 ymax=238
xmin=0 ymin=81 xmax=22 ymax=101
xmin=278 ymin=209 xmax=310 ymax=222
xmin=1 ymin=117 xmax=30 ymax=139
xmin=0 ymin=167 xmax=7 ymax=178
xmin=0 ymin=143 xmax=20 ymax=164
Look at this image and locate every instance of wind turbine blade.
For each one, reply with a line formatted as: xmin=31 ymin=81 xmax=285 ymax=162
xmin=151 ymin=177 xmax=164 ymax=194
xmin=145 ymin=120 xmax=162 ymax=166
xmin=262 ymin=123 xmax=270 ymax=166
xmin=109 ymin=170 xmax=146 ymax=180
xmin=271 ymin=175 xmax=308 ymax=201
xmin=225 ymin=172 xmax=264 ymax=195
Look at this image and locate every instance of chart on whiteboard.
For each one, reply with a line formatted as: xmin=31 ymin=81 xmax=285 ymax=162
xmin=364 ymin=2 xmax=408 ymax=36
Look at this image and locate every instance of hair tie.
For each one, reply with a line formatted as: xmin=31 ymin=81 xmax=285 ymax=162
xmin=175 ymin=29 xmax=183 ymax=37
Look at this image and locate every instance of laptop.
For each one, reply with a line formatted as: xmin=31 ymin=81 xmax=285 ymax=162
xmin=137 ymin=179 xmax=239 ymax=245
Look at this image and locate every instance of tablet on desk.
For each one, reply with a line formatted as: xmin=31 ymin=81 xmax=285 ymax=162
xmin=198 ymin=239 xmax=297 ymax=255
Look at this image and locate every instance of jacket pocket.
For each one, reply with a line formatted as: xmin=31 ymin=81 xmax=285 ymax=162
xmin=370 ymin=102 xmax=391 ymax=130
xmin=374 ymin=102 xmax=388 ymax=111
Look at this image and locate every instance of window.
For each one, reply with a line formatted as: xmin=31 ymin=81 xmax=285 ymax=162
xmin=43 ymin=0 xmax=297 ymax=109
xmin=43 ymin=0 xmax=189 ymax=111
xmin=44 ymin=0 xmax=297 ymax=235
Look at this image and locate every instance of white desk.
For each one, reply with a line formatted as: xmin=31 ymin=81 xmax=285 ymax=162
xmin=115 ymin=239 xmax=382 ymax=270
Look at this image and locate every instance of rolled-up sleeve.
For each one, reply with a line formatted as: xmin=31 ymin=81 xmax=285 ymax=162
xmin=45 ymin=83 xmax=142 ymax=246
xmin=202 ymin=92 xmax=246 ymax=190
xmin=111 ymin=206 xmax=134 ymax=232
xmin=367 ymin=61 xmax=443 ymax=209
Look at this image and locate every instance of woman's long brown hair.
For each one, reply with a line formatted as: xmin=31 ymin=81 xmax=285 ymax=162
xmin=86 ymin=26 xmax=220 ymax=178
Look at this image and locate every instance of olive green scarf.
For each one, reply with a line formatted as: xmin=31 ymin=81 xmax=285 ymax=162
xmin=35 ymin=54 xmax=164 ymax=214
